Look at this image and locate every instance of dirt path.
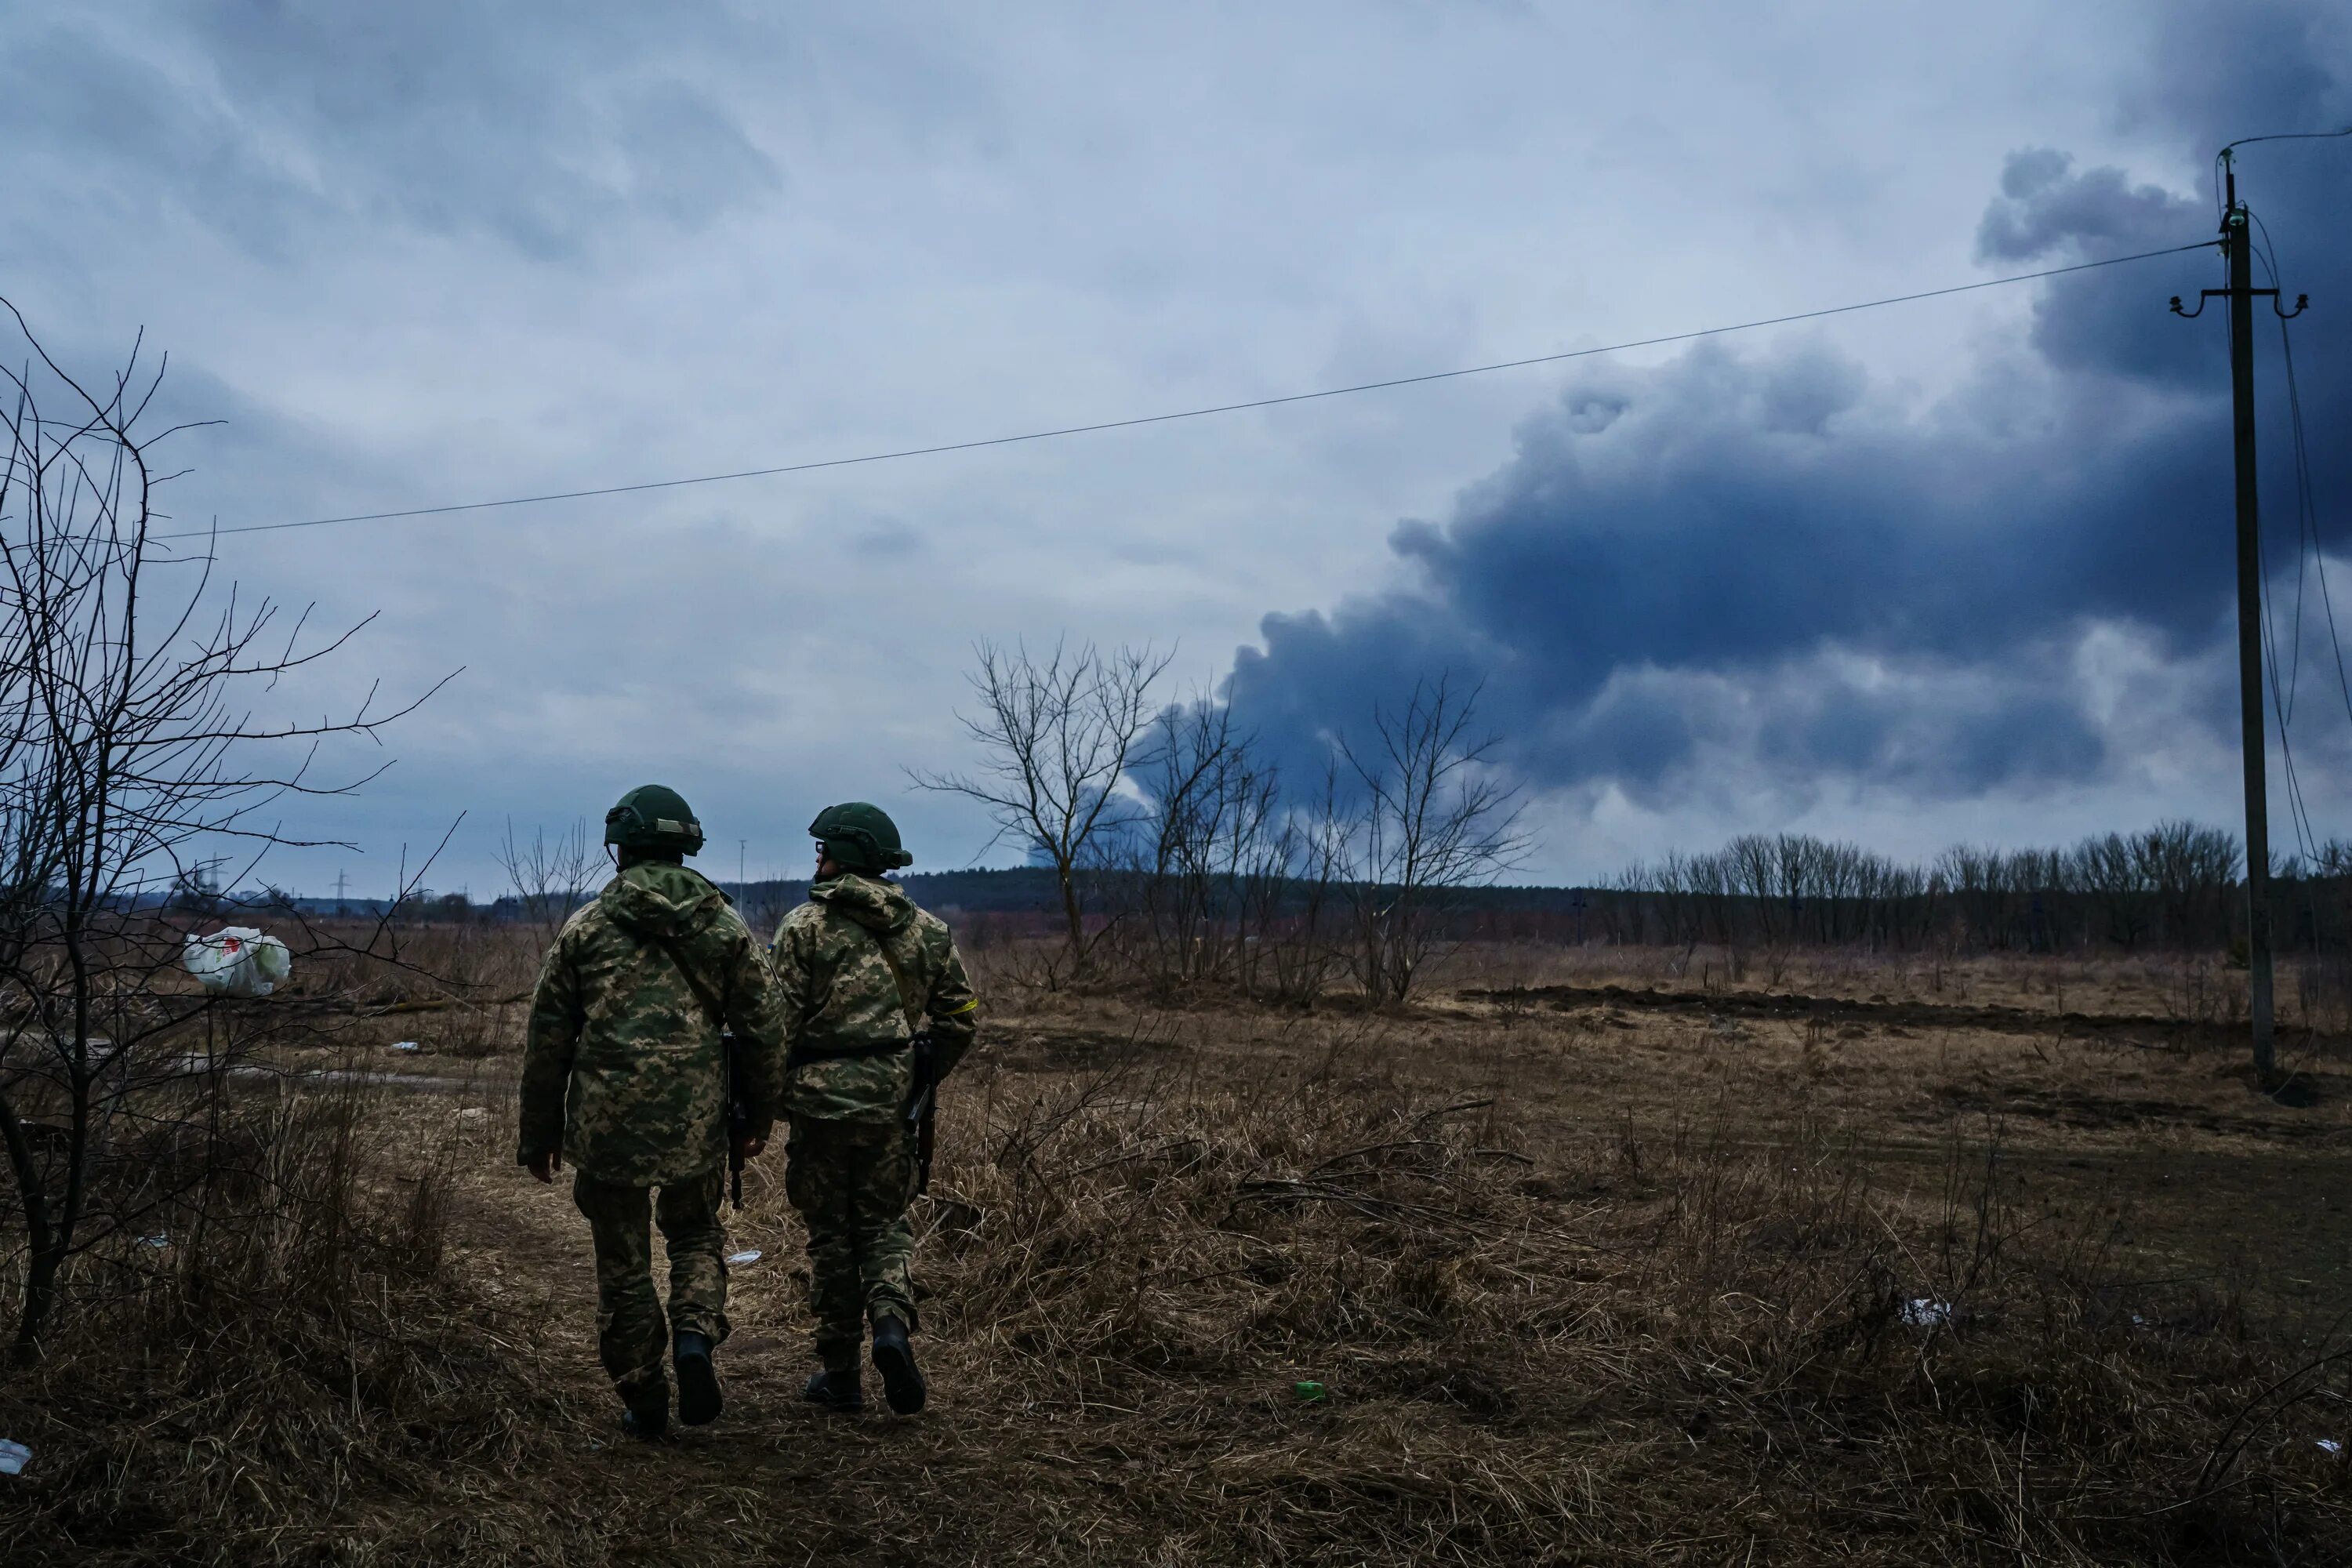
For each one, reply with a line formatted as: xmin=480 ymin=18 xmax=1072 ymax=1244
xmin=440 ymin=1116 xmax=1145 ymax=1565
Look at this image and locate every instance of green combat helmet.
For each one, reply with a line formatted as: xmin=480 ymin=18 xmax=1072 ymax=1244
xmin=605 ymin=784 xmax=706 ymax=858
xmin=809 ymin=801 xmax=913 ymax=876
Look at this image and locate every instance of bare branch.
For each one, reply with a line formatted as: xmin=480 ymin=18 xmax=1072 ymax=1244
xmin=0 ymin=306 xmax=446 ymax=1360
xmin=909 ymin=637 xmax=1173 ymax=972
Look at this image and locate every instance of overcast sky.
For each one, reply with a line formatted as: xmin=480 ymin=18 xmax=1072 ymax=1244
xmin=2 ymin=2 xmax=2346 ymax=897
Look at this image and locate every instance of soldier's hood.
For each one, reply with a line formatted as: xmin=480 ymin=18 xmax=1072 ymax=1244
xmin=600 ymin=861 xmax=730 ymax=940
xmin=808 ymin=872 xmax=915 ymax=936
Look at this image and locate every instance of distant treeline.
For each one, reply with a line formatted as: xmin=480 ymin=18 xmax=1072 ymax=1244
xmin=898 ymin=818 xmax=2349 ymax=960
xmin=906 ymin=820 xmax=2352 ymax=960
xmin=244 ymin=820 xmax=2352 ymax=961
xmin=1573 ymin=822 xmax=2352 ymax=954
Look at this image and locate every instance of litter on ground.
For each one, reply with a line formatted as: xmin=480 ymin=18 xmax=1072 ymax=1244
xmin=727 ymin=1250 xmax=761 ymax=1265
xmin=1901 ymin=1298 xmax=1952 ymax=1327
xmin=0 ymin=1439 xmax=30 ymax=1477
xmin=182 ymin=927 xmax=292 ymax=997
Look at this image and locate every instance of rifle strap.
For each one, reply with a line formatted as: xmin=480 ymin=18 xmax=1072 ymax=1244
xmin=641 ymin=923 xmax=731 ymax=1033
xmin=786 ymin=908 xmax=925 ymax=1068
xmin=846 ymin=913 xmax=923 ymax=1038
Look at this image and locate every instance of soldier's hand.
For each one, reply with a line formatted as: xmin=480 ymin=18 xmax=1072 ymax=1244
xmin=732 ymin=1133 xmax=768 ymax=1162
xmin=526 ymin=1149 xmax=562 ymax=1184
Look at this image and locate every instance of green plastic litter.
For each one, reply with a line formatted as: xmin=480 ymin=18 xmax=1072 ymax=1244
xmin=1294 ymin=1380 xmax=1327 ymax=1403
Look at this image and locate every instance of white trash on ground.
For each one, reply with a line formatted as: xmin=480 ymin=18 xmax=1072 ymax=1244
xmin=136 ymin=1233 xmax=169 ymax=1249
xmin=2321 ymin=1439 xmax=2344 ymax=1455
xmin=1901 ymin=1298 xmax=1952 ymax=1328
xmin=728 ymin=1250 xmax=762 ymax=1265
xmin=392 ymin=1040 xmax=421 ymax=1053
xmin=182 ymin=927 xmax=292 ymax=997
xmin=0 ymin=1439 xmax=29 ymax=1476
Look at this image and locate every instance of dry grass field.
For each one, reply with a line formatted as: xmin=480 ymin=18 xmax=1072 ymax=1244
xmin=7 ymin=930 xmax=2352 ymax=1565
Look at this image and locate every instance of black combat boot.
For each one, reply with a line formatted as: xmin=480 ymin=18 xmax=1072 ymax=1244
xmin=674 ymin=1330 xmax=723 ymax=1427
xmin=620 ymin=1378 xmax=670 ymax=1439
xmin=869 ymin=1316 xmax=927 ymax=1415
xmin=802 ymin=1365 xmax=864 ymax=1413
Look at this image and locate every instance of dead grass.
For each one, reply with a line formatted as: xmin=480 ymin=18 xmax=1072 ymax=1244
xmin=7 ymin=936 xmax=2352 ymax=1564
xmin=807 ymin=1024 xmax=2352 ymax=1564
xmin=0 ymin=1073 xmax=590 ymax=1564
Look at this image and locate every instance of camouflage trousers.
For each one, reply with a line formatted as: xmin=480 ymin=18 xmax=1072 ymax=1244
xmin=572 ymin=1168 xmax=730 ymax=1403
xmin=785 ymin=1116 xmax=918 ymax=1368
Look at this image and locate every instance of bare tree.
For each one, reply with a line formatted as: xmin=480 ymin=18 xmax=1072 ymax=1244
xmin=495 ymin=816 xmax=596 ymax=944
xmin=910 ymin=637 xmax=1171 ymax=974
xmin=1338 ymin=677 xmax=1529 ymax=1006
xmin=0 ymin=306 xmax=447 ymax=1361
xmin=1250 ymin=760 xmax=1351 ymax=1007
xmin=1109 ymin=698 xmax=1285 ymax=992
xmin=2132 ymin=818 xmax=2241 ymax=949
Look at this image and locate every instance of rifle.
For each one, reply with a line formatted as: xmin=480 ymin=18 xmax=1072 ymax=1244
xmin=724 ymin=1028 xmax=752 ymax=1210
xmin=903 ymin=1029 xmax=938 ymax=1195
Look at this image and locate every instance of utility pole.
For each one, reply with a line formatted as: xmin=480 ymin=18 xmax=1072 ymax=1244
xmin=2172 ymin=149 xmax=2309 ymax=1082
xmin=332 ymin=869 xmax=350 ymax=917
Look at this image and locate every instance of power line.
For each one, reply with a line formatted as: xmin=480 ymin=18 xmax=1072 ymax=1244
xmin=2258 ymin=558 xmax=2320 ymax=865
xmin=2223 ymin=126 xmax=2352 ymax=153
xmin=2216 ymin=126 xmax=2352 ymax=226
xmin=2245 ymin=202 xmax=2342 ymax=862
xmin=154 ymin=240 xmax=2218 ymax=545
xmin=2278 ymin=274 xmax=2352 ymax=795
xmin=2246 ymin=212 xmax=2307 ymax=723
xmin=2249 ymin=314 xmax=2318 ymax=866
xmin=2285 ymin=332 xmax=2343 ymax=687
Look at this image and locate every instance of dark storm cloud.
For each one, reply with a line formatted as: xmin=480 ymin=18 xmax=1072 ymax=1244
xmin=0 ymin=5 xmax=781 ymax=260
xmin=1226 ymin=0 xmax=2350 ymax=808
xmin=1978 ymin=148 xmax=2216 ymax=384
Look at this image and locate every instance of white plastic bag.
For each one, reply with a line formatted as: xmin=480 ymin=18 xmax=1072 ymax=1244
xmin=183 ymin=927 xmax=292 ymax=997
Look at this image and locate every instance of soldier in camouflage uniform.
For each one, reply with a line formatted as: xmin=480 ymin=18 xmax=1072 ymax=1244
xmin=519 ymin=785 xmax=785 ymax=1439
xmin=772 ymin=801 xmax=978 ymax=1415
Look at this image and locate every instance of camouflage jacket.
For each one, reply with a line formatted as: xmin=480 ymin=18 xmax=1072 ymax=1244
xmin=519 ymin=862 xmax=786 ymax=1185
xmin=770 ymin=873 xmax=978 ymax=1123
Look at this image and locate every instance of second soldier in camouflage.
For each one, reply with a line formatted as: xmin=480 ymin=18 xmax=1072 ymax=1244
xmin=771 ymin=801 xmax=978 ymax=1414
